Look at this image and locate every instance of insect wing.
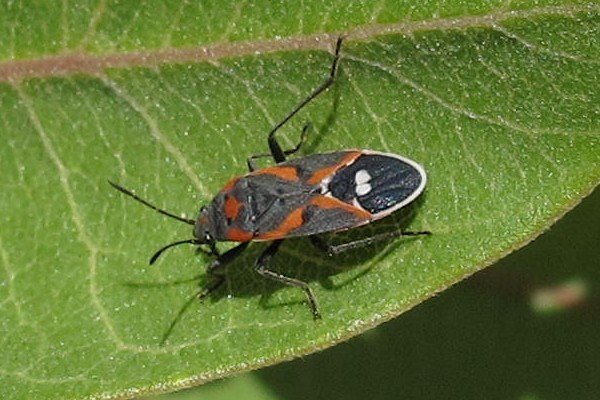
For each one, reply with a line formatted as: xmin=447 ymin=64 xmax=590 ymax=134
xmin=281 ymin=150 xmax=426 ymax=219
xmin=327 ymin=151 xmax=426 ymax=219
xmin=255 ymin=194 xmax=372 ymax=240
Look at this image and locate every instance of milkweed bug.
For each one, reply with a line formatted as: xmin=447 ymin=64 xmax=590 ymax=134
xmin=109 ymin=37 xmax=429 ymax=319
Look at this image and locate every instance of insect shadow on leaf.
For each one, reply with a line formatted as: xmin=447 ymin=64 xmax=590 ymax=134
xmin=123 ymin=195 xmax=428 ymax=346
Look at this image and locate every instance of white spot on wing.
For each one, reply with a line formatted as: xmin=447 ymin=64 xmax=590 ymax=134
xmin=356 ymin=182 xmax=372 ymax=196
xmin=355 ymin=169 xmax=372 ymax=196
xmin=355 ymin=169 xmax=371 ymax=185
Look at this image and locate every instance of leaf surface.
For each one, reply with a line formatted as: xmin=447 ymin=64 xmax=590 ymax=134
xmin=0 ymin=2 xmax=598 ymax=399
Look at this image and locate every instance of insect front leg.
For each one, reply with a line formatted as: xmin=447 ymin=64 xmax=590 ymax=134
xmin=246 ymin=123 xmax=311 ymax=171
xmin=255 ymin=240 xmax=322 ymax=319
xmin=198 ymin=242 xmax=249 ymax=300
xmin=311 ymin=230 xmax=431 ymax=256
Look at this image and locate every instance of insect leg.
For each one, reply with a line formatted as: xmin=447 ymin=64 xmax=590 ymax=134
xmin=255 ymin=240 xmax=322 ymax=319
xmin=311 ymin=230 xmax=431 ymax=256
xmin=247 ymin=122 xmax=311 ymax=171
xmin=267 ymin=37 xmax=344 ymax=164
xmin=197 ymin=242 xmax=249 ymax=300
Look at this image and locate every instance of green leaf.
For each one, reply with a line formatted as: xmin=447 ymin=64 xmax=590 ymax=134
xmin=170 ymin=187 xmax=600 ymax=400
xmin=0 ymin=2 xmax=598 ymax=399
xmin=151 ymin=190 xmax=600 ymax=400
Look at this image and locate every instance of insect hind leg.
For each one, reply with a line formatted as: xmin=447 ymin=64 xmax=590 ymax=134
xmin=266 ymin=36 xmax=344 ymax=164
xmin=311 ymin=229 xmax=431 ymax=256
xmin=247 ymin=122 xmax=311 ymax=171
xmin=255 ymin=240 xmax=322 ymax=319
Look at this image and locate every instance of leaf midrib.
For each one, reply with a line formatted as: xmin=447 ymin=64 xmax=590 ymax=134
xmin=0 ymin=4 xmax=591 ymax=82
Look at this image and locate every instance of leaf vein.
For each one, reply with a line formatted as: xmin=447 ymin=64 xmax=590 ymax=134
xmin=99 ymin=75 xmax=208 ymax=195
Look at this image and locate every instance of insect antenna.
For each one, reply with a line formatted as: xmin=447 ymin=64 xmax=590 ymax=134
xmin=108 ymin=180 xmax=195 ymax=225
xmin=149 ymin=239 xmax=199 ymax=265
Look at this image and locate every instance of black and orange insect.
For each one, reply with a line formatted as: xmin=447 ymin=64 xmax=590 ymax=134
xmin=109 ymin=38 xmax=429 ymax=319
